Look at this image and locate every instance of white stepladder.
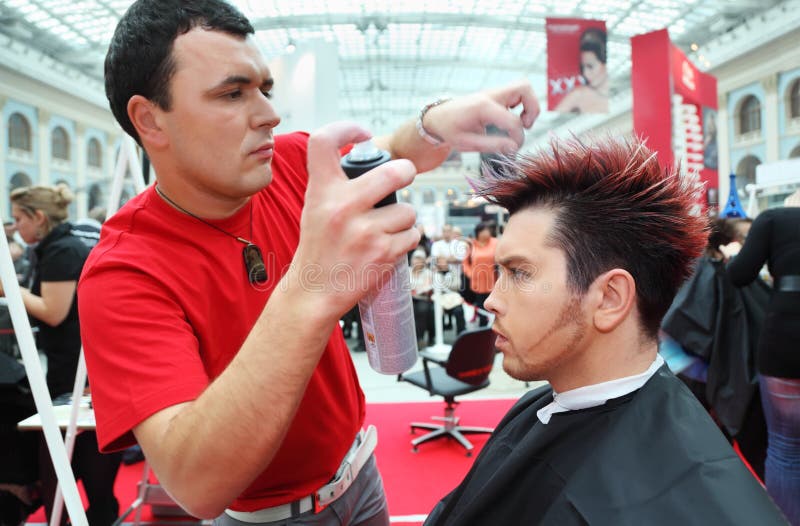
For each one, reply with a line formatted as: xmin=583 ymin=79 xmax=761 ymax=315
xmin=1 ymin=134 xmax=149 ymax=526
xmin=0 ymin=216 xmax=88 ymax=526
xmin=51 ymin=135 xmax=150 ymax=526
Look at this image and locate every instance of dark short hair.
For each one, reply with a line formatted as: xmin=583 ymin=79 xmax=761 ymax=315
xmin=707 ymin=217 xmax=751 ymax=253
xmin=105 ymin=0 xmax=254 ymax=145
xmin=474 ymin=221 xmax=493 ymax=238
xmin=475 ymin=136 xmax=708 ymax=339
xmin=707 ymin=218 xmax=736 ymax=252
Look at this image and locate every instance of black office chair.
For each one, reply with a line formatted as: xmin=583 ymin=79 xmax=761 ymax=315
xmin=398 ymin=327 xmax=497 ymax=456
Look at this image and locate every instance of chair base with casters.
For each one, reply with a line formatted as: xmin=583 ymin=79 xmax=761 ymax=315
xmin=399 ymin=327 xmax=498 ymax=456
xmin=410 ymin=398 xmax=494 ymax=456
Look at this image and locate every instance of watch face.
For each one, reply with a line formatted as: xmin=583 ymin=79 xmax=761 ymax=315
xmin=243 ymin=243 xmax=267 ymax=285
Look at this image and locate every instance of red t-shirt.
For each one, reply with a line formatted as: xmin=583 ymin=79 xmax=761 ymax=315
xmin=78 ymin=132 xmax=365 ymax=511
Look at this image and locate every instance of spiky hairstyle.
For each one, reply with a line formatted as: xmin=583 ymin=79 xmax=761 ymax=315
xmin=476 ymin=135 xmax=708 ymax=339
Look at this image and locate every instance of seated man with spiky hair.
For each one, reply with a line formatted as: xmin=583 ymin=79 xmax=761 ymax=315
xmin=424 ymin=137 xmax=787 ymax=525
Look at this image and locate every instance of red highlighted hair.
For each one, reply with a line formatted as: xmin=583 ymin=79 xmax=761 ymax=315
xmin=477 ymin=135 xmax=708 ymax=339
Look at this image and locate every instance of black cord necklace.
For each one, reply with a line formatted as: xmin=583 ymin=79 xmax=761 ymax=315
xmin=154 ymin=185 xmax=267 ymax=285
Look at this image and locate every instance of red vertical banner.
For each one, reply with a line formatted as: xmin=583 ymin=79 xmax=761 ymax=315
xmin=546 ymin=18 xmax=608 ymax=114
xmin=631 ymin=29 xmax=674 ymax=168
xmin=670 ymin=44 xmax=719 ymax=206
xmin=631 ymin=28 xmax=718 ymax=212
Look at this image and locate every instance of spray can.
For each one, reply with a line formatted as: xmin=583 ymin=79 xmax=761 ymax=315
xmin=341 ymin=139 xmax=418 ymax=374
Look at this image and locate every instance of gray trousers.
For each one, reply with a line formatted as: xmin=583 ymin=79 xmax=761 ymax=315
xmin=213 ymin=454 xmax=389 ymax=526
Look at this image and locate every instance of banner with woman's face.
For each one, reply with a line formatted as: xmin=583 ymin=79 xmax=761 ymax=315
xmin=546 ymin=18 xmax=608 ymax=114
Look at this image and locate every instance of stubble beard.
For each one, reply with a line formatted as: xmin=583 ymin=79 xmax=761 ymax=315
xmin=503 ymin=294 xmax=587 ymax=383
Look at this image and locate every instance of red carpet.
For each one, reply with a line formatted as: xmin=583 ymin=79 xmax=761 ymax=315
xmin=26 ymin=398 xmax=516 ymax=524
xmin=366 ymin=398 xmax=516 ymax=522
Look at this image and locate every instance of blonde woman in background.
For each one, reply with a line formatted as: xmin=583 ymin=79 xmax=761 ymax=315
xmin=3 ymin=184 xmax=122 ymax=526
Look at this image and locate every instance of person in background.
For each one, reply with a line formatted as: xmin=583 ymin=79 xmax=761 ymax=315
xmin=3 ymin=184 xmax=122 ymax=526
xmin=462 ymin=221 xmax=498 ymax=326
xmin=409 ymin=249 xmax=435 ymax=348
xmin=433 ymin=257 xmax=467 ymax=336
xmin=553 ymin=27 xmax=609 ymax=114
xmin=78 ymin=0 xmax=540 ymax=523
xmin=726 ymin=198 xmax=800 ymax=525
xmin=407 ymin=223 xmax=432 ymax=264
xmin=425 ymin=136 xmax=786 ymax=525
xmin=430 ymin=224 xmax=465 ymax=276
xmin=661 ymin=217 xmax=770 ymax=479
xmin=450 ymin=226 xmax=473 ymax=304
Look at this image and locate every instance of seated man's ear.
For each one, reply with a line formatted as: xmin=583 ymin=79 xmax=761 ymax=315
xmin=128 ymin=95 xmax=168 ymax=149
xmin=588 ymin=269 xmax=636 ymax=333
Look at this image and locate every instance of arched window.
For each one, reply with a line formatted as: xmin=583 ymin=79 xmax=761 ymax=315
xmin=9 ymin=172 xmax=33 ymax=193
xmin=87 ymin=137 xmax=103 ymax=168
xmin=8 ymin=113 xmax=31 ymax=151
xmin=735 ymin=155 xmax=761 ymax=198
xmin=422 ymin=188 xmax=436 ymax=205
xmin=52 ymin=126 xmax=70 ymax=161
xmin=790 ymin=78 xmax=800 ymax=120
xmin=790 ymin=144 xmax=800 ymax=159
xmin=398 ymin=189 xmax=413 ymax=204
xmin=739 ymin=95 xmax=761 ymax=135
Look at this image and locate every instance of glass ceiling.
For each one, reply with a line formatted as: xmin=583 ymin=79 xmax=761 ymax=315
xmin=0 ymin=0 xmax=783 ymax=138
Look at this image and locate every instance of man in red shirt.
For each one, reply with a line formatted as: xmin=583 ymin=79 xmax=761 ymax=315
xmin=79 ymin=0 xmax=540 ymax=524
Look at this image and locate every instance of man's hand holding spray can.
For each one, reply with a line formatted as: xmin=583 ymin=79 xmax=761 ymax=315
xmin=341 ymin=140 xmax=418 ymax=374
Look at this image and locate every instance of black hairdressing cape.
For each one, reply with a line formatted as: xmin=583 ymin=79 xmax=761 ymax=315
xmin=661 ymin=256 xmax=770 ymax=437
xmin=424 ymin=366 xmax=787 ymax=526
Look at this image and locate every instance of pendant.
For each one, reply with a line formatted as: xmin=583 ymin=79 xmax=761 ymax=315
xmin=243 ymin=243 xmax=268 ymax=285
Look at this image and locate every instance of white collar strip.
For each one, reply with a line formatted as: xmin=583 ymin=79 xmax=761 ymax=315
xmin=536 ymin=355 xmax=664 ymax=425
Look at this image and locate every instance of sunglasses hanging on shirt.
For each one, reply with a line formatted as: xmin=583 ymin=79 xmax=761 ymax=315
xmin=155 ymin=185 xmax=268 ymax=286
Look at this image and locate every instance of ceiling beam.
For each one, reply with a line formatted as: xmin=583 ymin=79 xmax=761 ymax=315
xmin=338 ymin=56 xmax=542 ymax=74
xmin=251 ymin=13 xmax=630 ymax=44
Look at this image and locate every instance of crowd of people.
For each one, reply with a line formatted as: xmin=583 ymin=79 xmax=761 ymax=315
xmin=403 ymin=221 xmax=498 ymax=348
xmin=0 ymin=0 xmax=797 ymax=525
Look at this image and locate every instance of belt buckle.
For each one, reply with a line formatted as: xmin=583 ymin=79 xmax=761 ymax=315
xmin=314 ymin=464 xmax=353 ymax=512
xmin=313 ymin=426 xmax=377 ymax=513
xmin=312 ymin=494 xmax=327 ymax=514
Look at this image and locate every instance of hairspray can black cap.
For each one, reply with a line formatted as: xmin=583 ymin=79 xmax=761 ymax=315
xmin=341 ymin=140 xmax=396 ymax=208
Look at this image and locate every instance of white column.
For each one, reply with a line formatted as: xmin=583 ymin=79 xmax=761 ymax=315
xmin=75 ymin=124 xmax=88 ymax=218
xmin=37 ymin=108 xmax=51 ymax=185
xmin=762 ymin=74 xmax=780 ymax=162
xmin=268 ymin=39 xmax=339 ymax=133
xmin=717 ymin=92 xmax=730 ymax=212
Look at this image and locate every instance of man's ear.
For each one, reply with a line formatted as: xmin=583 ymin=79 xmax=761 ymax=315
xmin=590 ymin=269 xmax=636 ymax=333
xmin=127 ymin=95 xmax=168 ymax=149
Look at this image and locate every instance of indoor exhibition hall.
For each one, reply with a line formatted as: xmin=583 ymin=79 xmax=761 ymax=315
xmin=1 ymin=1 xmax=799 ymax=525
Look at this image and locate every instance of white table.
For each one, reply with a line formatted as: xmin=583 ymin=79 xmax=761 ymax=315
xmin=18 ymin=401 xmax=201 ymax=525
